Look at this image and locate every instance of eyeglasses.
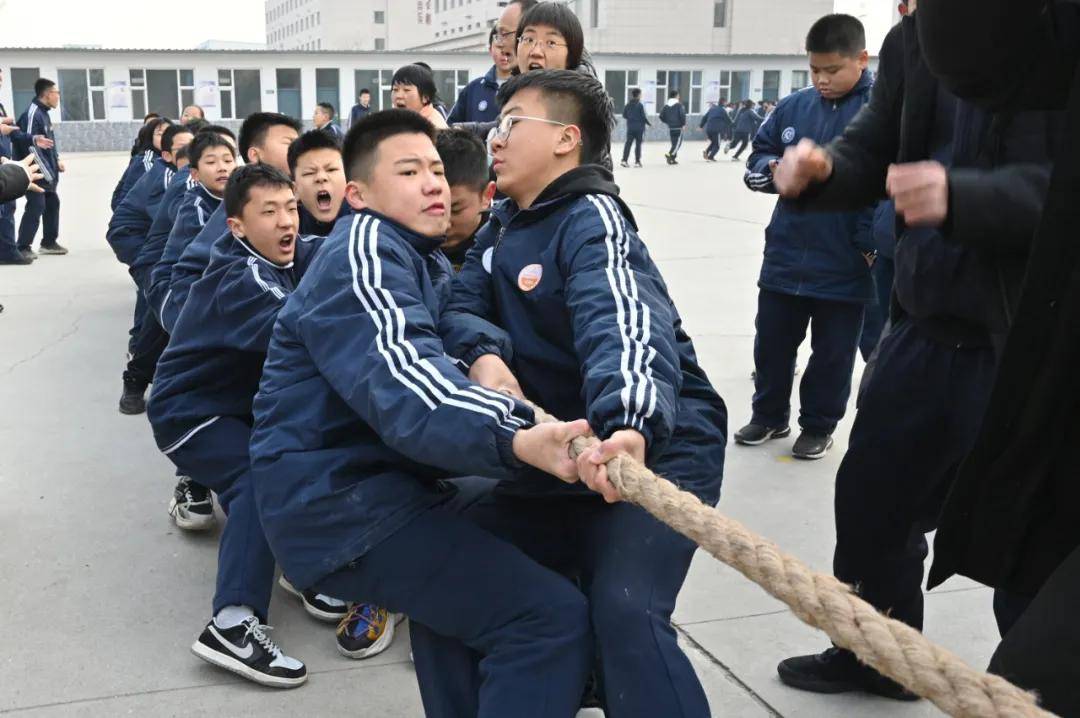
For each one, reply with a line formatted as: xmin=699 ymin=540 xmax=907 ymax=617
xmin=492 ymin=28 xmax=517 ymax=46
xmin=518 ymin=35 xmax=568 ymax=52
xmin=489 ymin=115 xmax=571 ymax=149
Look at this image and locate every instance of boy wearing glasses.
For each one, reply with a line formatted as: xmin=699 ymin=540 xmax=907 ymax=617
xmin=434 ymin=70 xmax=728 ymax=718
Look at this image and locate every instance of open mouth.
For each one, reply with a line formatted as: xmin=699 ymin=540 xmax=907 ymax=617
xmin=527 ymin=62 xmax=545 ymax=71
xmin=278 ymin=233 xmax=295 ymax=253
xmin=315 ymin=190 xmax=333 ymax=211
xmin=393 ymin=100 xmax=407 ymax=109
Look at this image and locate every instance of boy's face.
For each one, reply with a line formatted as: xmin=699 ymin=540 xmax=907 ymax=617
xmin=446 ymin=181 xmax=495 ymax=248
xmin=193 ymin=146 xmax=237 ymax=196
xmin=152 ymin=122 xmax=169 ymax=151
xmin=162 ymin=131 xmax=194 ymax=165
xmin=294 ymin=147 xmax=346 ymax=223
xmin=41 ymin=86 xmax=60 ymax=109
xmin=392 ymin=83 xmax=425 ymax=113
xmin=345 ymin=132 xmax=450 ymax=239
xmin=359 ymin=92 xmax=371 ymax=107
xmin=228 ymin=184 xmax=299 ymax=266
xmin=313 ymin=107 xmax=330 ymax=128
xmin=249 ymin=124 xmax=300 ymax=173
xmin=490 ymin=88 xmax=580 ymax=205
xmin=809 ymin=50 xmax=869 ymax=100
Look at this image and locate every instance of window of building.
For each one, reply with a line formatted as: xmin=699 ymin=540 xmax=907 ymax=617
xmin=57 ymin=68 xmax=106 ymax=121
xmin=655 ymin=70 xmax=703 ymax=114
xmin=316 ymin=68 xmax=340 ymax=113
xmin=355 ymin=69 xmax=396 ymax=110
xmin=374 ymin=10 xmax=385 ymax=23
xmin=713 ymin=0 xmax=727 ymax=28
xmin=129 ymin=68 xmax=194 ymax=119
xmin=432 ymin=69 xmax=469 ymax=106
xmin=762 ymin=70 xmax=781 ymax=102
xmin=10 ymin=68 xmax=39 ymax=114
xmin=591 ymin=0 xmax=599 ymax=28
xmin=129 ymin=69 xmax=146 ymax=118
xmin=179 ymin=69 xmax=195 ymax=109
xmin=375 ymin=38 xmax=386 ymax=50
xmin=603 ymin=69 xmax=639 ymax=113
xmin=719 ymin=70 xmax=751 ymax=103
xmin=218 ymin=69 xmax=262 ymax=119
xmin=276 ymin=68 xmax=303 ymax=118
xmin=791 ymin=70 xmax=810 ymax=91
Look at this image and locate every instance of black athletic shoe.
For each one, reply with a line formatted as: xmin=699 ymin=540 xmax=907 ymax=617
xmin=278 ymin=575 xmax=348 ymax=622
xmin=620 ymin=160 xmax=630 ymax=168
xmin=634 ymin=161 xmax=642 ymax=168
xmin=734 ymin=422 xmax=791 ymax=446
xmin=0 ymin=253 xmax=32 ymax=265
xmin=192 ymin=616 xmax=307 ymax=688
xmin=38 ymin=243 xmax=68 ymax=255
xmin=118 ymin=381 xmax=147 ymax=415
xmin=791 ymin=431 xmax=834 ymax=460
xmin=19 ymin=248 xmax=37 ymax=261
xmin=335 ymin=603 xmax=396 ymax=659
xmin=169 ymin=476 xmax=216 ymax=531
xmin=778 ymin=647 xmax=919 ymax=701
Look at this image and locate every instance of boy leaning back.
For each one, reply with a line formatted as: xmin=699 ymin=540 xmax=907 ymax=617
xmin=435 ymin=70 xmax=728 ymax=718
xmin=249 ymin=109 xmax=595 ymax=718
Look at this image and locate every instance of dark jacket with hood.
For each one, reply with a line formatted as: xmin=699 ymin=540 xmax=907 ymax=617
xmin=440 ymin=165 xmax=727 ymax=503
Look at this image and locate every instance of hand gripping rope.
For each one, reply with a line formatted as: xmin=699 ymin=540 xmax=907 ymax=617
xmin=529 ymin=403 xmax=1056 ymax=718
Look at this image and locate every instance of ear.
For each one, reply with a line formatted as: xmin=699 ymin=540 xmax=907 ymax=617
xmin=345 ymin=181 xmax=368 ymax=211
xmin=226 ymin=215 xmax=244 ymax=238
xmin=246 ymin=146 xmax=260 ymax=165
xmin=482 ymin=181 xmax=497 ymax=209
xmin=858 ymin=49 xmax=870 ymax=70
xmin=553 ymin=124 xmax=582 ymax=159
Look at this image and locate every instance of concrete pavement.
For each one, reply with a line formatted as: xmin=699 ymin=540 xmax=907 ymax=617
xmin=0 ymin=144 xmax=1000 ymax=717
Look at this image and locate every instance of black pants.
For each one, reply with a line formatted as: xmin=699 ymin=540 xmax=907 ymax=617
xmin=859 ymin=256 xmax=894 ymax=360
xmin=17 ymin=188 xmax=59 ymax=250
xmin=622 ymin=129 xmax=643 ymax=164
xmin=728 ymin=132 xmax=750 ymax=160
xmin=705 ymin=130 xmax=721 ymax=159
xmin=751 ymin=289 xmax=865 ymax=435
xmin=667 ymin=129 xmax=683 ymax=158
xmin=123 ymin=301 xmax=168 ymax=388
xmin=833 ymin=318 xmax=997 ymax=630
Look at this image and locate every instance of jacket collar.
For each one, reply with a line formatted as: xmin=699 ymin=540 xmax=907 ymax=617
xmin=229 ymin=231 xmax=295 ymax=269
xmin=483 ymin=65 xmax=501 ymax=88
xmin=32 ymin=98 xmax=51 ymax=113
xmin=821 ymin=69 xmax=874 ymax=105
xmin=346 ymin=209 xmax=445 ymax=257
xmin=491 ymin=164 xmax=638 ymax=230
xmin=194 ymin=183 xmax=223 ymax=205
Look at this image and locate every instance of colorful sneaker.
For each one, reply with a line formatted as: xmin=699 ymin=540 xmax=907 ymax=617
xmin=278 ymin=575 xmax=349 ymax=622
xmin=169 ymin=476 xmax=216 ymax=531
xmin=335 ymin=603 xmax=396 ymax=659
xmin=191 ymin=616 xmax=307 ymax=688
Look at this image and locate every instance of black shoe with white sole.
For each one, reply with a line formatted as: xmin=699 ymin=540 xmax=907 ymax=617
xmin=777 ymin=647 xmax=918 ymax=701
xmin=791 ymin=431 xmax=834 ymax=460
xmin=119 ymin=381 xmax=147 ymax=415
xmin=192 ymin=616 xmax=307 ymax=688
xmin=733 ymin=422 xmax=791 ymax=446
xmin=278 ymin=575 xmax=348 ymax=622
xmin=169 ymin=476 xmax=216 ymax=530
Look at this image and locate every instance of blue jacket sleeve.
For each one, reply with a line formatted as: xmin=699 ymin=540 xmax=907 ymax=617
xmin=440 ymin=224 xmax=515 ymax=365
xmin=560 ymin=197 xmax=682 ymax=454
xmin=297 ymin=227 xmax=534 ymax=479
xmin=744 ymin=104 xmax=785 ymax=193
xmin=853 ymin=204 xmax=876 ymax=254
xmin=447 ymin=85 xmax=470 ymax=125
xmin=219 ymin=261 xmax=291 ymax=354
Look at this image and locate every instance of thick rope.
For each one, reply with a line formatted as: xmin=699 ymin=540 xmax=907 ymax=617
xmin=531 ymin=405 xmax=1055 ymax=718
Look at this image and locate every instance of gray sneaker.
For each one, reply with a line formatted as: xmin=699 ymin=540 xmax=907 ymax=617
xmin=38 ymin=243 xmax=68 ymax=255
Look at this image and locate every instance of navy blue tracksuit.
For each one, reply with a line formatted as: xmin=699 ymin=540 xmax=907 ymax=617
xmin=621 ymin=99 xmax=649 ymax=164
xmin=744 ymin=73 xmax=875 ymax=436
xmin=149 ymin=186 xmax=221 ymax=333
xmin=437 ymin=165 xmax=727 ymax=718
xmin=14 ymin=99 xmax=60 ymax=251
xmin=163 ymin=204 xmax=227 ymax=333
xmin=112 ymin=149 xmax=158 ymax=211
xmin=0 ymin=100 xmax=33 ymax=262
xmin=700 ymin=104 xmax=734 ymax=159
xmin=659 ymin=101 xmax=687 ymax=158
xmin=447 ymin=65 xmax=501 ymax=124
xmin=148 ymin=231 xmax=324 ymax=620
xmin=727 ymin=107 xmax=763 ymax=160
xmin=250 ymin=210 xmax=592 ymax=717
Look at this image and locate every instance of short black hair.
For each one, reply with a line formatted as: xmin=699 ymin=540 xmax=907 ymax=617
xmin=805 ymin=13 xmax=866 ymax=57
xmin=184 ymin=117 xmax=211 ymax=133
xmin=342 ymin=109 xmax=436 ymax=183
xmin=287 ymin=129 xmax=343 ymax=176
xmin=224 ymin=163 xmax=295 ymax=219
xmin=436 ymin=129 xmax=489 ymax=192
xmin=516 ymin=2 xmax=586 ymax=71
xmin=189 ymin=131 xmax=237 ymax=167
xmin=174 ymin=145 xmax=190 ymax=163
xmin=203 ymin=124 xmax=238 ymax=142
xmin=143 ymin=112 xmax=161 ymax=123
xmin=488 ymin=26 xmax=497 ymax=47
xmin=358 ymin=88 xmax=371 ymax=96
xmin=134 ymin=117 xmax=172 ymax=154
xmin=496 ymin=70 xmax=613 ymax=166
xmin=239 ymin=112 xmax=304 ymax=161
xmin=34 ymin=78 xmax=56 ymax=97
xmin=630 ymin=88 xmax=641 ymax=99
xmin=161 ymin=124 xmax=194 ymax=154
xmin=413 ymin=61 xmax=433 ymax=73
xmin=316 ymin=101 xmax=336 ymax=118
xmin=391 ymin=64 xmax=438 ymax=106
xmin=668 ymin=89 xmax=680 ymax=99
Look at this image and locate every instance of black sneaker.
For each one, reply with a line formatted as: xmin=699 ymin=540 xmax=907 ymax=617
xmin=278 ymin=575 xmax=348 ymax=622
xmin=38 ymin=243 xmax=68 ymax=255
xmin=335 ymin=603 xmax=396 ymax=659
xmin=169 ymin=476 xmax=216 ymax=531
xmin=119 ymin=381 xmax=147 ymax=415
xmin=619 ymin=160 xmax=629 ymax=168
xmin=634 ymin=161 xmax=642 ymax=168
xmin=0 ymin=253 xmax=32 ymax=265
xmin=778 ymin=647 xmax=919 ymax=701
xmin=19 ymin=248 xmax=37 ymax=261
xmin=791 ymin=431 xmax=834 ymax=460
xmin=733 ymin=422 xmax=791 ymax=446
xmin=192 ymin=616 xmax=307 ymax=688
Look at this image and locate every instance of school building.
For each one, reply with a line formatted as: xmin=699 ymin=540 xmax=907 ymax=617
xmin=0 ymin=46 xmax=876 ymax=152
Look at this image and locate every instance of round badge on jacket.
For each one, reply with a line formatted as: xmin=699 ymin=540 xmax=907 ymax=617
xmin=478 ymin=100 xmax=489 ymax=112
xmin=782 ymin=127 xmax=797 ymax=144
xmin=517 ymin=264 xmax=543 ymax=292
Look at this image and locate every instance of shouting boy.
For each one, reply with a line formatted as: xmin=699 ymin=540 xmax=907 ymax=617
xmin=287 ymin=129 xmax=349 ymax=236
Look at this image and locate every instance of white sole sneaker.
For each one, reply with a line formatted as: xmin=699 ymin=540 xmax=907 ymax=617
xmin=277 ymin=575 xmax=347 ymax=623
xmin=168 ymin=498 xmax=216 ymax=531
xmin=191 ymin=639 xmax=307 ymax=689
xmin=733 ymin=426 xmax=791 ymax=446
xmin=337 ymin=615 xmax=396 ymax=660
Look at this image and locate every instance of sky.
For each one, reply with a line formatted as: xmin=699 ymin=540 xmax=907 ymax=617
xmin=0 ymin=0 xmax=266 ymax=49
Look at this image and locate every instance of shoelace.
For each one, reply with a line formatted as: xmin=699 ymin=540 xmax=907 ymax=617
xmin=336 ymin=604 xmax=387 ymax=639
xmin=242 ymin=618 xmax=283 ymax=657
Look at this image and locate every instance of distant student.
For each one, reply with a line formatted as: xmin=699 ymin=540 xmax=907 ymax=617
xmin=734 ymin=14 xmax=875 ymax=460
xmin=287 ymin=130 xmax=349 ymax=236
xmin=448 ymin=27 xmax=512 ymax=124
xmin=701 ymin=99 xmax=734 ymax=161
xmin=181 ymin=104 xmax=205 ymax=123
xmin=620 ymin=87 xmax=649 ymax=168
xmin=249 ymin=109 xmax=594 ymax=717
xmin=14 ymin=78 xmax=66 ymax=256
xmin=148 ymin=164 xmax=340 ymax=687
xmin=348 ymin=88 xmax=373 ymax=128
xmin=113 ymin=117 xmax=172 ymax=211
xmin=312 ymin=102 xmax=344 ymax=143
xmin=391 ymin=64 xmax=449 ymax=129
xmin=435 ymin=128 xmax=495 ymax=270
xmin=659 ymin=89 xmax=686 ymax=164
xmin=726 ymin=100 xmax=762 ymax=161
xmin=436 ymin=69 xmax=728 ymax=718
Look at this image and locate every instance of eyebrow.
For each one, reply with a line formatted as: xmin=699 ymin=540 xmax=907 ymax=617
xmin=501 ymin=105 xmax=523 ymax=116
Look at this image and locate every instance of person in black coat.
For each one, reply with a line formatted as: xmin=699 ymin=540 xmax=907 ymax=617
xmin=768 ymin=7 xmax=1061 ymax=701
xmin=620 ymin=87 xmax=649 ymax=167
xmin=914 ymin=1 xmax=1080 ymax=714
xmin=658 ymin=89 xmax=687 ymax=164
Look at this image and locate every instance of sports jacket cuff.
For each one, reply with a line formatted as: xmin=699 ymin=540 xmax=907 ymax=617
xmin=462 ymin=342 xmax=508 ymax=367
